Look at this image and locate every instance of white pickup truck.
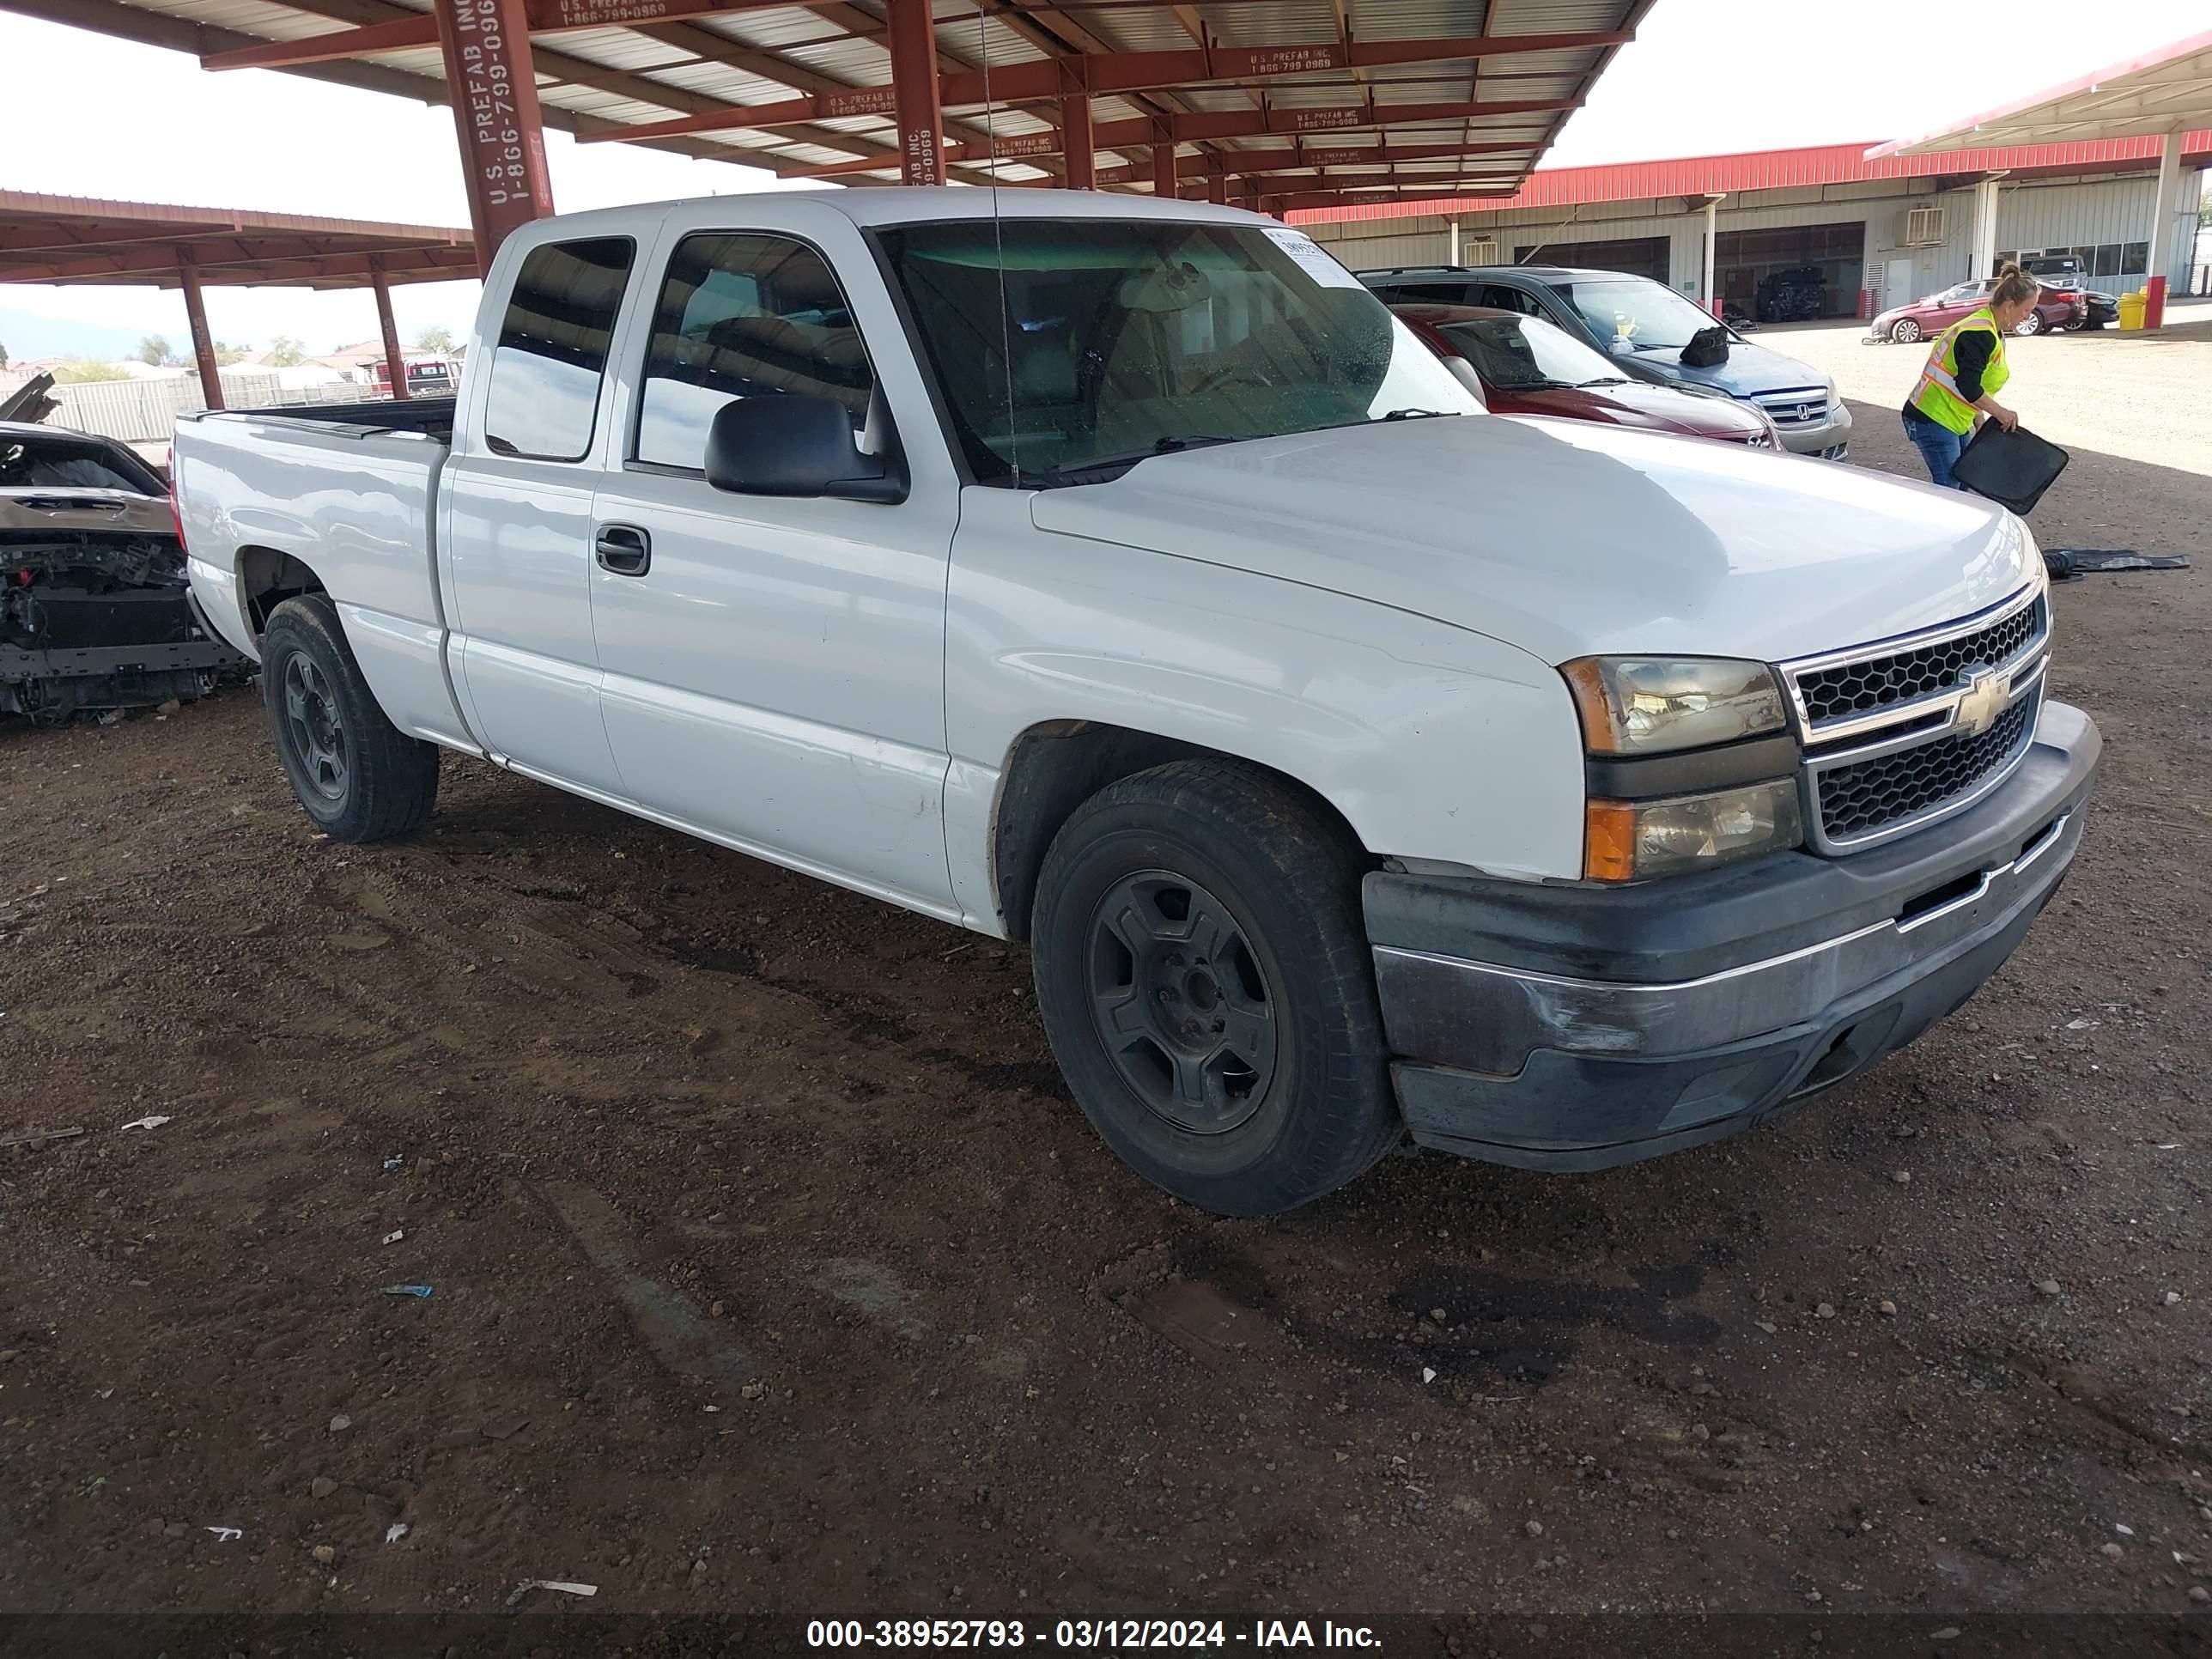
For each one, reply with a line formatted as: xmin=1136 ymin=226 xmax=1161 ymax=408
xmin=174 ymin=189 xmax=2099 ymax=1216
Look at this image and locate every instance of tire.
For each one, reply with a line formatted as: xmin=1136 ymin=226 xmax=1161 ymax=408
xmin=1030 ymin=759 xmax=1400 ymax=1216
xmin=260 ymin=594 xmax=441 ymax=842
xmin=2014 ymin=312 xmax=2043 ymax=337
xmin=1888 ymin=318 xmax=1922 ymax=344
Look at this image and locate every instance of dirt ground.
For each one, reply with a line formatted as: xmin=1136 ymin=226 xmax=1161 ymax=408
xmin=1764 ymin=303 xmax=2212 ymax=479
xmin=3 ymin=405 xmax=2210 ymax=1647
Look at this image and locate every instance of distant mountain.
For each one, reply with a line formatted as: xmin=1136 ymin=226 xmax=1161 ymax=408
xmin=0 ymin=307 xmax=166 ymax=365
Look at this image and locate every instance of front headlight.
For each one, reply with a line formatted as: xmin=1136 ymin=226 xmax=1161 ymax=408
xmin=1585 ymin=779 xmax=1803 ymax=882
xmin=1560 ymin=656 xmax=1790 ymax=755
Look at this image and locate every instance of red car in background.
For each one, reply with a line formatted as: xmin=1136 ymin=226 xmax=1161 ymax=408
xmin=1870 ymin=277 xmax=2084 ymax=344
xmin=1389 ymin=303 xmax=1779 ymax=447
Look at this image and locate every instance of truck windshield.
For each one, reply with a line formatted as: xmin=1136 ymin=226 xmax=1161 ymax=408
xmin=878 ymin=218 xmax=1480 ymax=486
xmin=1559 ymin=276 xmax=1729 ymax=352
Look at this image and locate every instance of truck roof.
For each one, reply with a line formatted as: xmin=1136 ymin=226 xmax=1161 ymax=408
xmin=1358 ymin=264 xmax=1641 ymax=285
xmin=518 ymin=186 xmax=1267 ymax=239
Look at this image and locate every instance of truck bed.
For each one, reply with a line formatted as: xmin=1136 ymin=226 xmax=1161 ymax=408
xmin=223 ymin=396 xmax=457 ymax=444
xmin=171 ymin=401 xmax=471 ymax=747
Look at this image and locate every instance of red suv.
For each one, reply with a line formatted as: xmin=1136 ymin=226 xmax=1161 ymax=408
xmin=1390 ymin=303 xmax=1778 ymax=446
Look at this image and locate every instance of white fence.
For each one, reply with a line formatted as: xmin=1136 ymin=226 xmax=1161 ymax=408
xmin=47 ymin=373 xmax=379 ymax=446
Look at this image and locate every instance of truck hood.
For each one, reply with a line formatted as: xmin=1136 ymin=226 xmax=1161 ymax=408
xmin=1028 ymin=414 xmax=2033 ymax=666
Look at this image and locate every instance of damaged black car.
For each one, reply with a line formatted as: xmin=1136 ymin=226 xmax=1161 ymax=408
xmin=1 ymin=420 xmax=248 ymax=722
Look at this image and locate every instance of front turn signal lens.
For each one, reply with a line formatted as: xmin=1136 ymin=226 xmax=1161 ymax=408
xmin=1585 ymin=779 xmax=1804 ymax=882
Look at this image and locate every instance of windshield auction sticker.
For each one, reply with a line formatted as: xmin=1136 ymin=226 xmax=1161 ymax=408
xmin=1260 ymin=227 xmax=1365 ymax=289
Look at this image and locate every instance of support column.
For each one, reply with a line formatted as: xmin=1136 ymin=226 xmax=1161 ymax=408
xmin=1151 ymin=141 xmax=1177 ymax=198
xmin=2145 ymin=131 xmax=2181 ymax=329
xmin=1206 ymin=170 xmax=1227 ymax=206
xmin=175 ymin=250 xmax=222 ymax=412
xmin=1970 ymin=177 xmax=2002 ymax=281
xmin=1060 ymin=90 xmax=1095 ymax=191
xmin=371 ymin=260 xmax=410 ymax=402
xmin=434 ymin=0 xmax=553 ymax=274
xmin=1702 ymin=198 xmax=1719 ymax=311
xmin=887 ymin=0 xmax=945 ymax=186
xmin=1448 ymin=218 xmax=1461 ymax=264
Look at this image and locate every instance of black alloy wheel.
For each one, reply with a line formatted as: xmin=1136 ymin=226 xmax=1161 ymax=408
xmin=1086 ymin=870 xmax=1279 ymax=1134
xmin=282 ymin=651 xmax=349 ymax=804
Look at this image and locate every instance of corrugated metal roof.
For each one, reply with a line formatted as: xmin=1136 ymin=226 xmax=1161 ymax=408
xmin=1287 ymin=133 xmax=2212 ymax=223
xmin=0 ymin=189 xmax=471 ymax=288
xmin=41 ymin=0 xmax=1647 ymax=198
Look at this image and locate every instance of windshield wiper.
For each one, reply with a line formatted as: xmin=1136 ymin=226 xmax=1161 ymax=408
xmin=1033 ymin=434 xmax=1243 ymax=488
xmin=1574 ymin=377 xmax=1632 ymax=388
xmin=1381 ymin=407 xmax=1455 ymax=421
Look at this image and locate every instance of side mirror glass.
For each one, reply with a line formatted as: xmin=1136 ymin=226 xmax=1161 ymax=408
xmin=704 ymin=394 xmax=906 ymax=504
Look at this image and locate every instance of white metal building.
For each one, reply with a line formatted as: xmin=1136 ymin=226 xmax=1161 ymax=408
xmin=1295 ymin=138 xmax=2209 ymax=319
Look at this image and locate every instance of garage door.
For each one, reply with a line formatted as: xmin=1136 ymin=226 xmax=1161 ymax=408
xmin=1715 ymin=222 xmax=1868 ymax=322
xmin=1511 ymin=235 xmax=1670 ymax=283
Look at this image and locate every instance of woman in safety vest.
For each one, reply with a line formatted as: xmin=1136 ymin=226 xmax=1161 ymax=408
xmin=1901 ymin=262 xmax=2041 ymax=489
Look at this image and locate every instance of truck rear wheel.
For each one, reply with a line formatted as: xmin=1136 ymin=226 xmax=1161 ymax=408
xmin=1030 ymin=759 xmax=1400 ymax=1216
xmin=261 ymin=594 xmax=440 ymax=843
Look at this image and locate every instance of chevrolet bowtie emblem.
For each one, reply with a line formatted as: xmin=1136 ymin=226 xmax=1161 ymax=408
xmin=1955 ymin=667 xmax=2008 ymax=737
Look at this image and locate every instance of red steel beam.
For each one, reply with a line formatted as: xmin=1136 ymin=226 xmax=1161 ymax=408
xmin=595 ymin=42 xmax=1616 ymax=145
xmin=1262 ymin=186 xmax=1521 ymax=211
xmin=175 ymin=251 xmax=224 ymax=411
xmin=886 ymin=0 xmax=945 ymax=185
xmin=744 ymin=96 xmax=1576 ymax=174
xmin=1233 ymin=167 xmax=1524 ymax=191
xmin=941 ymin=32 xmax=1629 ymax=104
xmin=586 ymin=93 xmax=1575 ymax=152
xmin=204 ymin=0 xmax=814 ymax=71
xmin=1201 ymin=140 xmax=1533 ymax=176
xmin=435 ymin=0 xmax=554 ymax=271
xmin=370 ymin=257 xmax=410 ymax=402
xmin=1061 ymin=90 xmax=1096 ymax=189
xmin=1151 ymin=142 xmax=1177 ymax=196
xmin=1 ymin=238 xmax=477 ymax=284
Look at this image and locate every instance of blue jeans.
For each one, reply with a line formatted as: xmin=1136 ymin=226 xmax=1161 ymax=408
xmin=1903 ymin=407 xmax=1967 ymax=489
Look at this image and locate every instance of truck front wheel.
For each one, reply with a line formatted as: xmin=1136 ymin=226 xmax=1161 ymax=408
xmin=1030 ymin=760 xmax=1401 ymax=1216
xmin=261 ymin=594 xmax=440 ymax=842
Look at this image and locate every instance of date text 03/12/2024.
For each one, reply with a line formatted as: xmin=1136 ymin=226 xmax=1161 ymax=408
xmin=805 ymin=1620 xmax=1382 ymax=1649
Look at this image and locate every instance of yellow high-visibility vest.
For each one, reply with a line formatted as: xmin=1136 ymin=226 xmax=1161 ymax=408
xmin=1911 ymin=306 xmax=2010 ymax=435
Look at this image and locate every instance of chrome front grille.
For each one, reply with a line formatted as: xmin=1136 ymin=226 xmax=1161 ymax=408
xmin=1796 ymin=596 xmax=2046 ymax=724
xmin=1781 ymin=585 xmax=2050 ymax=853
xmin=1749 ymin=386 xmax=1832 ymax=427
xmin=1817 ymin=693 xmax=2038 ymax=842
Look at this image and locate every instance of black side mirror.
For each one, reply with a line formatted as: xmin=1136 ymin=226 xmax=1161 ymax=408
xmin=704 ymin=393 xmax=907 ymax=504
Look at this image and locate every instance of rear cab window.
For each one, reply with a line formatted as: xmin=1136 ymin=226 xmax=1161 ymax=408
xmin=631 ymin=232 xmax=875 ymax=472
xmin=481 ymin=236 xmax=635 ymax=461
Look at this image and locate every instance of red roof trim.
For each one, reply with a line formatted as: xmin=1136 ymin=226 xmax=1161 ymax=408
xmin=1286 ymin=134 xmax=2211 ymax=226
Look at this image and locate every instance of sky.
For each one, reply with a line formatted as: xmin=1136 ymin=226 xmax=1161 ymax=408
xmin=3 ymin=0 xmax=2206 ymax=359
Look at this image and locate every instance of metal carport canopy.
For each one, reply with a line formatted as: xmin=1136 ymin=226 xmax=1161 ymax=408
xmin=0 ymin=0 xmax=1652 ymax=246
xmin=1868 ymin=27 xmax=2212 ymax=326
xmin=0 ymin=190 xmax=473 ymax=407
xmin=1867 ymin=27 xmax=2212 ymax=152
